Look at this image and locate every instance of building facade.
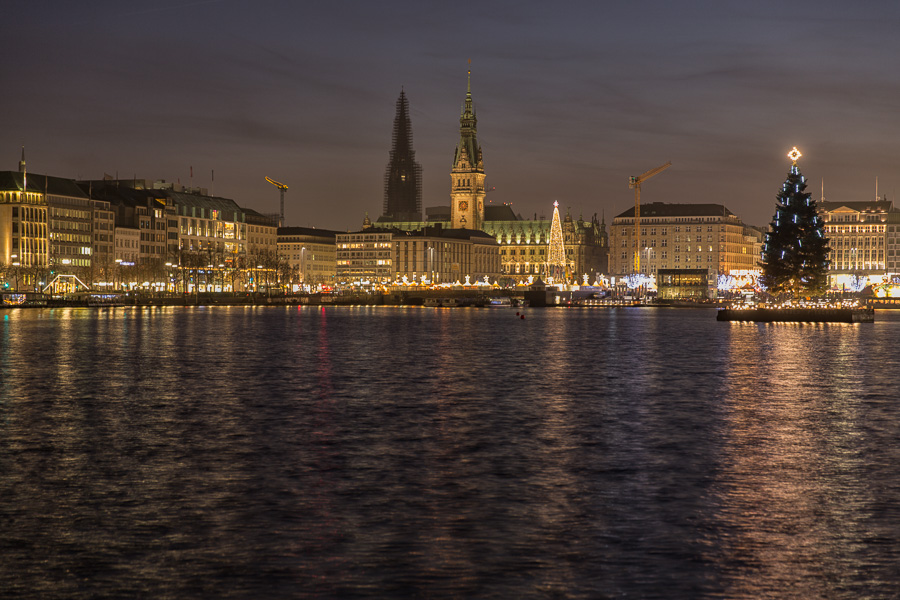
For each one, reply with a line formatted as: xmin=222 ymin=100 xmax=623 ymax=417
xmin=0 ymin=170 xmax=49 ymax=275
xmin=115 ymin=227 xmax=140 ymax=264
xmin=46 ymin=178 xmax=93 ymax=275
xmin=90 ymin=197 xmax=116 ymax=285
xmin=392 ymin=225 xmax=500 ymax=284
xmin=819 ymin=200 xmax=890 ymax=279
xmin=278 ymin=227 xmax=339 ymax=286
xmin=609 ymin=202 xmax=763 ymax=294
xmin=336 ymin=228 xmax=395 ymax=284
xmin=81 ymin=183 xmax=178 ymax=290
xmin=481 ymin=204 xmax=608 ymax=282
xmin=245 ymin=209 xmax=279 ymax=257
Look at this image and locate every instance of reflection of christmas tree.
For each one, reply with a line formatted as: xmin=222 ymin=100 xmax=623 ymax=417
xmin=547 ymin=201 xmax=566 ymax=282
xmin=760 ymin=148 xmax=830 ymax=297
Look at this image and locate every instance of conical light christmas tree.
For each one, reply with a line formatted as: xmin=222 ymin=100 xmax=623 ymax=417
xmin=760 ymin=148 xmax=830 ymax=297
xmin=547 ymin=201 xmax=567 ymax=282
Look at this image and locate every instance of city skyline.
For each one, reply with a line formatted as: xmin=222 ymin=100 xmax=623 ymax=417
xmin=5 ymin=1 xmax=900 ymax=231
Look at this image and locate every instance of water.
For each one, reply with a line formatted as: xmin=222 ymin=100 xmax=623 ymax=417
xmin=1 ymin=306 xmax=898 ymax=599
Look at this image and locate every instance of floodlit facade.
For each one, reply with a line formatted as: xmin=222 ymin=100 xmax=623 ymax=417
xmin=392 ymin=225 xmax=500 ymax=284
xmin=90 ymin=197 xmax=116 ymax=284
xmin=169 ymin=191 xmax=246 ymax=263
xmin=278 ymin=227 xmax=339 ymax=286
xmin=609 ymin=202 xmax=764 ymax=294
xmin=336 ymin=228 xmax=395 ymax=284
xmin=245 ymin=209 xmax=279 ymax=258
xmin=0 ymin=171 xmax=49 ymax=273
xmin=482 ymin=204 xmax=608 ymax=282
xmin=819 ymin=200 xmax=889 ymax=277
xmin=46 ymin=179 xmax=94 ymax=272
xmin=115 ymin=227 xmax=140 ymax=264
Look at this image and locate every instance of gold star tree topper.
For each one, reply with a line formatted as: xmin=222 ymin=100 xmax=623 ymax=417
xmin=788 ymin=147 xmax=802 ymax=163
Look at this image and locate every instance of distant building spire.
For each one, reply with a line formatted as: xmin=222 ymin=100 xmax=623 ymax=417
xmin=382 ymin=89 xmax=422 ymax=222
xmin=19 ymin=146 xmax=26 ymax=192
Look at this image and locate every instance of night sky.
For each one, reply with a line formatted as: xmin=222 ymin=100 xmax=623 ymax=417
xmin=5 ymin=0 xmax=900 ymax=230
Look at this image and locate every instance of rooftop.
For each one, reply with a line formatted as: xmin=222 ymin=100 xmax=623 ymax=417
xmin=614 ymin=202 xmax=735 ymax=219
xmin=278 ymin=226 xmax=341 ymax=239
xmin=0 ymin=171 xmax=89 ymax=198
xmin=819 ymin=200 xmax=894 ymax=213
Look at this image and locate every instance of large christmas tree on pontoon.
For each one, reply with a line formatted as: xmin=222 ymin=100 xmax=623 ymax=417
xmin=759 ymin=147 xmax=830 ymax=297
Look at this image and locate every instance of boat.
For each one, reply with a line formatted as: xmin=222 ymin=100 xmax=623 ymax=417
xmin=487 ymin=297 xmax=512 ymax=307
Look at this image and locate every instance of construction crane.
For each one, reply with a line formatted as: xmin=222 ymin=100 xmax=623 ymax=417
xmin=628 ymin=161 xmax=671 ymax=273
xmin=265 ymin=176 xmax=288 ymax=227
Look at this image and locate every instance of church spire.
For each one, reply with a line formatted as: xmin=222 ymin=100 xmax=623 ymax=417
xmin=383 ymin=88 xmax=422 ymax=222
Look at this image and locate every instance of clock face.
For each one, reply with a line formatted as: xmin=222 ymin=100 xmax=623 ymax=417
xmin=459 ymin=200 xmax=469 ymax=211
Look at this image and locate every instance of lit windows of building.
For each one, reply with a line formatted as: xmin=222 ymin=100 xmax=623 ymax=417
xmin=608 ymin=202 xmax=763 ymax=297
xmin=278 ymin=227 xmax=340 ymax=288
xmin=819 ymin=200 xmax=891 ymax=281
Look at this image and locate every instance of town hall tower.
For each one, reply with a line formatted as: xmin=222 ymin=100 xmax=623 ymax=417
xmin=450 ymin=69 xmax=485 ymax=230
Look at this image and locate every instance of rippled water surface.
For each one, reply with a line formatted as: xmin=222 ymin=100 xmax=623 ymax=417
xmin=1 ymin=306 xmax=899 ymax=599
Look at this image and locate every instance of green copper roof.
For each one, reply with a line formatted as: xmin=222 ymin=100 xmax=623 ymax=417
xmin=453 ymin=71 xmax=482 ymax=171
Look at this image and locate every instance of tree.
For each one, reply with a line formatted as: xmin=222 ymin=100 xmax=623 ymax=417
xmin=760 ymin=149 xmax=830 ymax=297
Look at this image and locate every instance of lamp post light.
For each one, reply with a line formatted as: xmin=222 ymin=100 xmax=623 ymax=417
xmin=11 ymin=254 xmax=20 ymax=292
xmin=429 ymin=246 xmax=435 ymax=285
xmin=301 ymin=247 xmax=307 ymax=291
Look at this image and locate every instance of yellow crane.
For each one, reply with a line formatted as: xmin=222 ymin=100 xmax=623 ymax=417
xmin=628 ymin=161 xmax=671 ymax=273
xmin=265 ymin=176 xmax=288 ymax=227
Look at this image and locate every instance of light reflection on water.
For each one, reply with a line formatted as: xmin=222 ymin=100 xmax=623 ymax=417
xmin=0 ymin=306 xmax=898 ymax=599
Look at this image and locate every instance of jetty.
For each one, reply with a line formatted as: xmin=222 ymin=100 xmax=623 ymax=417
xmin=717 ymin=304 xmax=874 ymax=323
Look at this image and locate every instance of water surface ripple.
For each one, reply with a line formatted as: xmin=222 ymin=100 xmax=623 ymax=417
xmin=1 ymin=306 xmax=898 ymax=598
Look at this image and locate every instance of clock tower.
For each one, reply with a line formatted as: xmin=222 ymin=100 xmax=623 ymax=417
xmin=450 ymin=68 xmax=485 ymax=230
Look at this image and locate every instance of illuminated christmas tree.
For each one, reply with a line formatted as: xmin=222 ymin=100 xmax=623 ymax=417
xmin=760 ymin=147 xmax=830 ymax=297
xmin=547 ymin=201 xmax=567 ymax=282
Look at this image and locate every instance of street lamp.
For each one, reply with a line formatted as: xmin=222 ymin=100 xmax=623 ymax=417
xmin=429 ymin=246 xmax=435 ymax=285
xmin=301 ymin=247 xmax=307 ymax=291
xmin=164 ymin=262 xmax=172 ymax=293
xmin=10 ymin=254 xmax=20 ymax=292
